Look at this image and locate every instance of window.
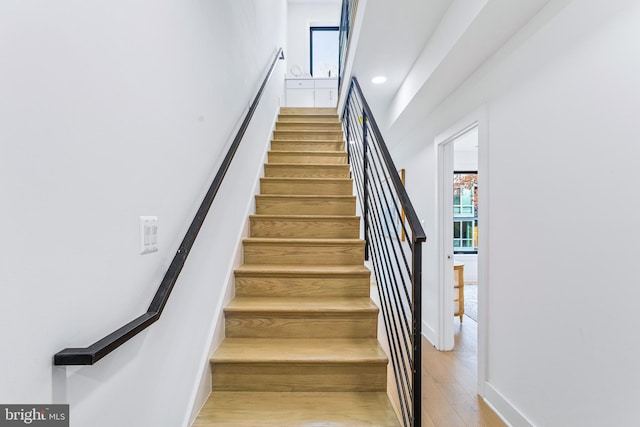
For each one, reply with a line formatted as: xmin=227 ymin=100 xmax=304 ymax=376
xmin=453 ymin=172 xmax=478 ymax=253
xmin=310 ymin=26 xmax=339 ymax=78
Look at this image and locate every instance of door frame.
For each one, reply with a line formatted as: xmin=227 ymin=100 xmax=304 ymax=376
xmin=435 ymin=105 xmax=489 ymax=396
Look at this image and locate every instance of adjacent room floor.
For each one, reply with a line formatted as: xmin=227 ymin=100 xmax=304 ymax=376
xmin=420 ymin=315 xmax=506 ymax=427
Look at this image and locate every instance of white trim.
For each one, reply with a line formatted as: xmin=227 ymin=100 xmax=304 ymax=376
xmin=422 ymin=320 xmax=437 ymax=347
xmin=436 ymin=138 xmax=455 ymax=351
xmin=476 ymin=105 xmax=489 ymax=395
xmin=484 ymin=382 xmax=535 ymax=427
xmin=434 ymin=104 xmax=489 ymax=390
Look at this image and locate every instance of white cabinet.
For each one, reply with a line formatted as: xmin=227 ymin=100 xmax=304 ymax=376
xmin=313 ymin=79 xmax=338 ymax=107
xmin=287 ymin=89 xmax=315 ymax=107
xmin=286 ymin=78 xmax=338 ymax=107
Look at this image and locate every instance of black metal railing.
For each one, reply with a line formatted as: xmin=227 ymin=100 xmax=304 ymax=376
xmin=338 ymin=0 xmax=357 ymax=90
xmin=342 ymin=77 xmax=426 ymax=427
xmin=54 ymin=48 xmax=285 ymax=366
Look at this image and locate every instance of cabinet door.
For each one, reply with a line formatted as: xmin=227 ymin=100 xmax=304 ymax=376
xmin=314 ymin=88 xmax=337 ymax=107
xmin=286 ymin=89 xmax=314 ymax=107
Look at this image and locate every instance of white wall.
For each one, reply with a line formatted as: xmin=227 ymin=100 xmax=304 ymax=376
xmin=380 ymin=0 xmax=640 ymax=425
xmin=287 ymin=0 xmax=341 ymax=77
xmin=0 ymin=1 xmax=286 ymax=426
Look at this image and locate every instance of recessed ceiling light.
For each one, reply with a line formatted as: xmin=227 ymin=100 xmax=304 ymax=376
xmin=371 ymin=76 xmax=387 ymax=84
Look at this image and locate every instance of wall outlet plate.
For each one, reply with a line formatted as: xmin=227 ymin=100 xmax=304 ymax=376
xmin=140 ymin=216 xmax=158 ymax=254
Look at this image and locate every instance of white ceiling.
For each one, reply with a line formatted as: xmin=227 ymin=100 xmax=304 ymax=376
xmin=348 ymin=0 xmax=552 ymax=138
xmin=350 ymin=0 xmax=454 ymax=128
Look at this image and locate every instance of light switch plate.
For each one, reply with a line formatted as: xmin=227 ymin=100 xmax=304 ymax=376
xmin=140 ymin=216 xmax=158 ymax=254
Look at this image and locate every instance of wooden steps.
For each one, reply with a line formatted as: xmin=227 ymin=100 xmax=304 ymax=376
xmin=250 ymin=215 xmax=359 ymax=239
xmin=193 ymin=107 xmax=400 ymax=426
xmin=242 ymin=238 xmax=365 ymax=265
xmin=193 ymin=392 xmax=400 ymax=426
xmin=270 ymin=139 xmax=345 ymax=151
xmin=255 ymin=195 xmax=356 ymax=215
xmin=212 ymin=338 xmax=386 ymax=391
xmin=268 ymin=150 xmax=347 ymax=164
xmin=264 ymin=163 xmax=350 ymax=178
xmin=234 ymin=264 xmax=370 ymax=297
xmin=224 ymin=297 xmax=378 ymax=338
xmin=275 ymin=121 xmax=342 ymax=131
xmin=260 ymin=177 xmax=353 ymax=195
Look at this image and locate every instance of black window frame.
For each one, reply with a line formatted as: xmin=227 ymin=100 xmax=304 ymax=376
xmin=310 ymin=26 xmax=339 ymax=77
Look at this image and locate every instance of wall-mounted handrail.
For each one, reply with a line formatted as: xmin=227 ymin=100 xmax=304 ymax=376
xmin=342 ymin=76 xmax=426 ymax=427
xmin=54 ymin=48 xmax=285 ymax=366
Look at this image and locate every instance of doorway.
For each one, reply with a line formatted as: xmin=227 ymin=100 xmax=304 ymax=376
xmin=436 ymin=106 xmax=488 ymax=395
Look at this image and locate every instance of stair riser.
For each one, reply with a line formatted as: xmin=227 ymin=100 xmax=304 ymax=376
xmin=260 ymin=179 xmax=352 ymax=196
xmin=212 ymin=363 xmax=386 ymax=392
xmin=273 ymin=131 xmax=343 ymax=141
xmin=255 ymin=196 xmax=356 ymax=215
xmin=264 ymin=164 xmax=350 ymax=179
xmin=268 ymin=152 xmax=347 ymax=164
xmin=271 ymin=140 xmax=345 ymax=152
xmin=234 ymin=275 xmax=370 ymax=297
xmin=276 ymin=122 xmax=342 ymax=131
xmin=250 ymin=217 xmax=359 ymax=239
xmin=225 ymin=314 xmax=378 ymax=338
xmin=243 ymin=242 xmax=364 ymax=265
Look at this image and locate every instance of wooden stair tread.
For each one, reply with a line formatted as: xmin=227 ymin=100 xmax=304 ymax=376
xmin=269 ymin=150 xmax=347 ymax=156
xmin=244 ymin=237 xmax=363 ymax=243
xmin=261 ymin=177 xmax=351 ymax=182
xmin=193 ymin=391 xmax=401 ymax=426
xmin=271 ymin=140 xmax=344 ymax=145
xmin=255 ymin=194 xmax=355 ymax=200
xmin=278 ymin=115 xmax=340 ymax=120
xmin=225 ymin=296 xmax=378 ymax=313
xmin=235 ymin=264 xmax=370 ymax=275
xmin=264 ymin=163 xmax=349 ymax=168
xmin=277 ymin=122 xmax=340 ymax=126
xmin=249 ymin=214 xmax=358 ymax=220
xmin=281 ymin=120 xmax=342 ymax=125
xmin=212 ymin=338 xmax=387 ymax=363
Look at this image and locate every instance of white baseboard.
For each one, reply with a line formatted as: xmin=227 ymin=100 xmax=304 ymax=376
xmin=422 ymin=320 xmax=437 ymax=347
xmin=483 ymin=382 xmax=535 ymax=427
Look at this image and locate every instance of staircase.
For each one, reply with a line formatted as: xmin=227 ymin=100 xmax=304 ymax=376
xmin=193 ymin=107 xmax=401 ymax=426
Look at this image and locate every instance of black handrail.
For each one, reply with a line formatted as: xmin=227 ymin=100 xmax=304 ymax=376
xmin=342 ymin=76 xmax=426 ymax=427
xmin=54 ymin=48 xmax=285 ymax=366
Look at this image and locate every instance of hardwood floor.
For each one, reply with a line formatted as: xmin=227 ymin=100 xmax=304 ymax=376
xmin=419 ymin=318 xmax=506 ymax=427
xmin=372 ymin=283 xmax=505 ymax=427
